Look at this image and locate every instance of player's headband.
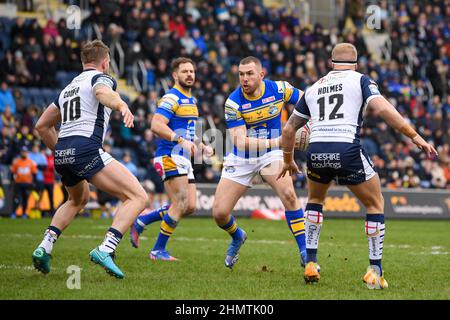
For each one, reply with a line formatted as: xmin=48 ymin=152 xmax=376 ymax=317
xmin=331 ymin=59 xmax=357 ymax=65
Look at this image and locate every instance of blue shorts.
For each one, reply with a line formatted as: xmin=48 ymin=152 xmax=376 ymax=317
xmin=306 ymin=142 xmax=376 ymax=185
xmin=54 ymin=136 xmax=114 ymax=187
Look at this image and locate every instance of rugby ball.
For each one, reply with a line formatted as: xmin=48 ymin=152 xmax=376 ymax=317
xmin=295 ymin=122 xmax=311 ymax=151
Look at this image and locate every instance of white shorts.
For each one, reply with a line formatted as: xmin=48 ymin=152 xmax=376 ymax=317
xmin=154 ymin=154 xmax=195 ymax=182
xmin=221 ymin=150 xmax=283 ymax=187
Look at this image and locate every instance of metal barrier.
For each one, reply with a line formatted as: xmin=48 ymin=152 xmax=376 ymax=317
xmin=132 ymin=60 xmax=148 ymax=92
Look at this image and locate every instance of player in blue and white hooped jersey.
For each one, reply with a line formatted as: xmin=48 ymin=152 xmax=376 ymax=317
xmin=31 ymin=40 xmax=148 ymax=279
xmin=129 ymin=57 xmax=213 ymax=261
xmin=279 ymin=43 xmax=438 ymax=289
xmin=212 ymin=56 xmax=308 ymax=270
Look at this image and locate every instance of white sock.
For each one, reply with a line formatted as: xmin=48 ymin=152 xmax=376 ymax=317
xmin=366 ymin=221 xmax=385 ymax=261
xmin=98 ymin=231 xmax=121 ymax=254
xmin=39 ymin=230 xmax=58 ymax=254
xmin=305 ymin=210 xmax=323 ymax=251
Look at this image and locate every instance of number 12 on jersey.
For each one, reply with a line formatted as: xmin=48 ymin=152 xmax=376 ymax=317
xmin=317 ymin=93 xmax=344 ymax=121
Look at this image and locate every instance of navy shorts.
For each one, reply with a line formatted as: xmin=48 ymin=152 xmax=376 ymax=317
xmin=54 ymin=136 xmax=114 ymax=187
xmin=306 ymin=142 xmax=376 ymax=185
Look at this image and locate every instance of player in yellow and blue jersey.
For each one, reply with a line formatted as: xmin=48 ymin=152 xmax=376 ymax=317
xmin=212 ymin=56 xmax=308 ymax=271
xmin=129 ymin=57 xmax=213 ymax=260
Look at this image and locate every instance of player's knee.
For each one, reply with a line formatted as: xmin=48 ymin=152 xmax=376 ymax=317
xmin=363 ymin=194 xmax=384 ymax=213
xmin=279 ymin=189 xmax=298 ymax=208
xmin=212 ymin=202 xmax=228 ymax=220
xmin=133 ymin=187 xmax=148 ymax=211
xmin=73 ymin=192 xmax=89 ymax=208
xmin=185 ymin=203 xmax=196 ymax=215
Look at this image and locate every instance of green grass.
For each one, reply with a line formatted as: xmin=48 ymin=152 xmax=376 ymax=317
xmin=0 ymin=217 xmax=449 ymax=300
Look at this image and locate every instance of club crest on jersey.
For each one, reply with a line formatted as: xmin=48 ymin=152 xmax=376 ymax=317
xmin=269 ymin=106 xmax=278 ymax=115
xmin=262 ymin=96 xmax=275 ymax=104
xmin=242 ymin=103 xmax=251 ymax=109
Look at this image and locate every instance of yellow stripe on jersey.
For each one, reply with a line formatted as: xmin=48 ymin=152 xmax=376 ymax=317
xmin=225 ymin=105 xmax=243 ymax=120
xmin=240 ymin=99 xmax=284 ymax=114
xmin=162 ymin=156 xmax=178 ymax=172
xmin=175 ymin=105 xmax=199 ymax=117
xmin=241 ymin=101 xmax=283 ymax=125
xmin=284 ymin=86 xmax=294 ymax=102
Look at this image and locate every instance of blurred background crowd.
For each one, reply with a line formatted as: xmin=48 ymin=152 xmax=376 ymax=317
xmin=0 ymin=0 xmax=449 ymax=216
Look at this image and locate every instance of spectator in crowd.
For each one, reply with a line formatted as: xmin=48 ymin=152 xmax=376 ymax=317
xmin=10 ymin=146 xmax=37 ymax=218
xmin=0 ymin=81 xmax=16 ymax=115
xmin=28 ymin=143 xmax=47 ymax=211
xmin=121 ymin=151 xmax=138 ymax=177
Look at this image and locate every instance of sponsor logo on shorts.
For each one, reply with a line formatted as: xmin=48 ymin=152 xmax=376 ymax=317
xmin=310 ymin=153 xmax=341 ymax=169
xmin=224 ymin=166 xmax=236 ymax=173
xmin=54 ymin=148 xmax=76 ymax=165
xmin=307 ymin=169 xmax=321 ymax=179
xmin=77 ymin=155 xmax=101 ymax=177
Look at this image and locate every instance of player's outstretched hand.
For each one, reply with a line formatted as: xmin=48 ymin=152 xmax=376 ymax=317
xmin=412 ymin=135 xmax=438 ymax=156
xmin=277 ymin=161 xmax=300 ymax=180
xmin=118 ymin=104 xmax=134 ymax=128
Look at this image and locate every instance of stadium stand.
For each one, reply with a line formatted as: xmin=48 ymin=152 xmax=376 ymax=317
xmin=0 ymin=0 xmax=449 ymax=205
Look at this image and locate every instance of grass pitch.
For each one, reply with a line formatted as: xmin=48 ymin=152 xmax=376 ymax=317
xmin=0 ymin=217 xmax=449 ymax=300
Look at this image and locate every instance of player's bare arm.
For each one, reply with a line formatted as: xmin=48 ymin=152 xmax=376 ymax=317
xmin=151 ymin=113 xmax=197 ymax=155
xmin=229 ymin=124 xmax=281 ymax=152
xmin=277 ymin=114 xmax=308 ymax=179
xmin=367 ymin=96 xmax=438 ymax=156
xmin=93 ymin=84 xmax=134 ymax=128
xmin=35 ymin=104 xmax=62 ymax=151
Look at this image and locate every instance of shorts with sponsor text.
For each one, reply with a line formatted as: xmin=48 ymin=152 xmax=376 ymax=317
xmin=54 ymin=136 xmax=113 ymax=187
xmin=306 ymin=142 xmax=376 ymax=185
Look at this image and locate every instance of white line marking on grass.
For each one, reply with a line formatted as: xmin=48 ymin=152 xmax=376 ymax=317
xmin=4 ymin=233 xmax=447 ymax=255
xmin=417 ymin=251 xmax=450 ymax=255
xmin=5 ymin=233 xmax=149 ymax=241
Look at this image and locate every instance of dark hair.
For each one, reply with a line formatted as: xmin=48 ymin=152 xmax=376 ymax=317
xmin=80 ymin=39 xmax=109 ymax=64
xmin=171 ymin=57 xmax=196 ymax=72
xmin=239 ymin=56 xmax=262 ymax=68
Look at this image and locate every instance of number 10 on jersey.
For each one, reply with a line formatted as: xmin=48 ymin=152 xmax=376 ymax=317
xmin=62 ymin=97 xmax=81 ymax=123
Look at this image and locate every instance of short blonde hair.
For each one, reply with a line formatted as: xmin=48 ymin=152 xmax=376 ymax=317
xmin=80 ymin=39 xmax=110 ymax=64
xmin=331 ymin=43 xmax=358 ymax=63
